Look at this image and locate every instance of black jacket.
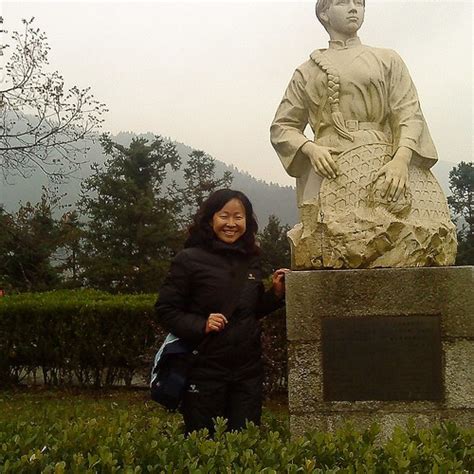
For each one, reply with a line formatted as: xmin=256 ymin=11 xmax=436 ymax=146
xmin=155 ymin=243 xmax=283 ymax=370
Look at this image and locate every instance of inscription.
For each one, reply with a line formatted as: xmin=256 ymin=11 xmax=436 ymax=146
xmin=322 ymin=315 xmax=443 ymax=401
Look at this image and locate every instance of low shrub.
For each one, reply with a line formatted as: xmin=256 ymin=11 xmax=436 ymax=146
xmin=261 ymin=307 xmax=287 ymax=395
xmin=0 ymin=290 xmax=287 ymax=394
xmin=0 ymin=390 xmax=472 ymax=472
xmin=0 ymin=290 xmax=162 ymax=387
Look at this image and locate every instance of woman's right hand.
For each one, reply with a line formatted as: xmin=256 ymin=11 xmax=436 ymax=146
xmin=205 ymin=313 xmax=228 ymax=334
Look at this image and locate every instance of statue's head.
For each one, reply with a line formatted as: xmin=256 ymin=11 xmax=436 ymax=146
xmin=315 ymin=0 xmax=365 ymax=36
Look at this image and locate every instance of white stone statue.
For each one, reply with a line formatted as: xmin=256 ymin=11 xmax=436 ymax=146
xmin=270 ymin=0 xmax=457 ymax=269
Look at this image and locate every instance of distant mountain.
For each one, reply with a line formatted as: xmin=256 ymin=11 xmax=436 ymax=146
xmin=0 ymin=131 xmax=459 ymax=228
xmin=0 ymin=132 xmax=299 ymax=227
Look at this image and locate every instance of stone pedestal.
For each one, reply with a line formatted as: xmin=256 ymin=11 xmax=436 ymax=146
xmin=286 ymin=266 xmax=474 ymax=439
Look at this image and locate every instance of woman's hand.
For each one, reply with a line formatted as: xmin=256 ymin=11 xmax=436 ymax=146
xmin=205 ymin=313 xmax=228 ymax=334
xmin=374 ymin=147 xmax=412 ymax=201
xmin=272 ymin=268 xmax=290 ymax=300
xmin=301 ymin=141 xmax=339 ymax=179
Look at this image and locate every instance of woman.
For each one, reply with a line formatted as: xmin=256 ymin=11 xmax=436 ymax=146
xmin=155 ymin=189 xmax=288 ymax=434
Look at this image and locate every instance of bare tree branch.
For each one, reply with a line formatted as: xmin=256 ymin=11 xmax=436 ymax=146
xmin=0 ymin=17 xmax=108 ymax=180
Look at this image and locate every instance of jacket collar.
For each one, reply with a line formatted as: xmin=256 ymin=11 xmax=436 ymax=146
xmin=328 ymin=37 xmax=362 ymax=50
xmin=211 ymin=238 xmax=248 ymax=255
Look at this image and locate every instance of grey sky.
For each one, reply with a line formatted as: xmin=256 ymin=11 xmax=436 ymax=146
xmin=2 ymin=0 xmax=473 ymax=186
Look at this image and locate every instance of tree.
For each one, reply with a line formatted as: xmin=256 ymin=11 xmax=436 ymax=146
xmin=55 ymin=210 xmax=83 ymax=287
xmin=258 ymin=215 xmax=291 ymax=278
xmin=448 ymin=161 xmax=474 ymax=265
xmin=0 ymin=17 xmax=107 ymax=180
xmin=0 ymin=207 xmax=15 ymax=292
xmin=177 ymin=150 xmax=233 ymax=221
xmin=0 ymin=188 xmax=63 ymax=291
xmin=78 ymin=135 xmax=182 ymax=292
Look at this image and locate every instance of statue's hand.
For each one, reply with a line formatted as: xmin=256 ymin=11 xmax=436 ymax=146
xmin=374 ymin=147 xmax=412 ymax=201
xmin=301 ymin=141 xmax=339 ymax=179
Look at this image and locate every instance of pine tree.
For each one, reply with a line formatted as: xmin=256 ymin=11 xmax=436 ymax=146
xmin=0 ymin=189 xmax=62 ymax=291
xmin=177 ymin=150 xmax=233 ymax=221
xmin=258 ymin=215 xmax=291 ymax=278
xmin=56 ymin=210 xmax=83 ymax=287
xmin=78 ymin=135 xmax=182 ymax=292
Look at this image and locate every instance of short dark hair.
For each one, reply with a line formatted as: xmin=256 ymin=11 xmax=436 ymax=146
xmin=185 ymin=189 xmax=259 ymax=254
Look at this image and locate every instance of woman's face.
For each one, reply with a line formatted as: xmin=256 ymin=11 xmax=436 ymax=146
xmin=211 ymin=198 xmax=247 ymax=244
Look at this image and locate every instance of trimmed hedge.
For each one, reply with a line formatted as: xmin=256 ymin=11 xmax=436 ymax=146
xmin=0 ymin=390 xmax=472 ymax=472
xmin=0 ymin=290 xmax=287 ymax=393
xmin=0 ymin=290 xmax=161 ymax=387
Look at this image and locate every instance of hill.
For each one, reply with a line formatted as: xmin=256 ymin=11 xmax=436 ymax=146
xmin=0 ymin=131 xmax=458 ymax=227
xmin=0 ymin=132 xmax=298 ymax=226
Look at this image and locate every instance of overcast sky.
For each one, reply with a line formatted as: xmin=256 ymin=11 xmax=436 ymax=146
xmin=2 ymin=0 xmax=473 ymax=186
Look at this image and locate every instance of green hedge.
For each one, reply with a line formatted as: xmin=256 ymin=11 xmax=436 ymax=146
xmin=0 ymin=290 xmax=287 ymax=393
xmin=0 ymin=290 xmax=161 ymax=387
xmin=0 ymin=390 xmax=472 ymax=472
xmin=261 ymin=307 xmax=287 ymax=395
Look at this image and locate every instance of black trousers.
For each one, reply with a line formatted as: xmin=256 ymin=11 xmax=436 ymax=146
xmin=181 ymin=370 xmax=263 ymax=435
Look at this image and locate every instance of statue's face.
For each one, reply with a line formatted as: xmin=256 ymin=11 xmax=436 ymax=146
xmin=320 ymin=0 xmax=365 ymax=37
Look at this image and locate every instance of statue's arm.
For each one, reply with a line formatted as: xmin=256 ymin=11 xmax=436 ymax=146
xmin=387 ymin=50 xmax=437 ymax=168
xmin=270 ymin=70 xmax=311 ymax=178
xmin=375 ymin=51 xmax=439 ymax=201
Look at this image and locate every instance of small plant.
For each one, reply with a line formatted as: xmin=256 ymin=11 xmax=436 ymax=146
xmin=0 ymin=389 xmax=472 ymax=472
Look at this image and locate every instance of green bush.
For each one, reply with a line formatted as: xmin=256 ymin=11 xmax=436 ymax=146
xmin=0 ymin=390 xmax=472 ymax=472
xmin=261 ymin=307 xmax=287 ymax=395
xmin=0 ymin=290 xmax=288 ymax=394
xmin=0 ymin=290 xmax=162 ymax=387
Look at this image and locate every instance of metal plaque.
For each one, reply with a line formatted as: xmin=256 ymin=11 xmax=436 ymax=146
xmin=322 ymin=315 xmax=443 ymax=401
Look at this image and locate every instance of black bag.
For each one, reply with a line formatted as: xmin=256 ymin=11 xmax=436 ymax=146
xmin=150 ymin=260 xmax=249 ymax=410
xmin=150 ymin=335 xmax=196 ymax=410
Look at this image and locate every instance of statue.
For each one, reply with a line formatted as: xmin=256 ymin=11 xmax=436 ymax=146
xmin=270 ymin=0 xmax=457 ymax=269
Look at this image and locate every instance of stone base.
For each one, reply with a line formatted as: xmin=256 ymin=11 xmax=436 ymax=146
xmin=286 ymin=266 xmax=474 ymax=439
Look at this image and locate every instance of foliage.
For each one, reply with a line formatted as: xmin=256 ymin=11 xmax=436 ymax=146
xmin=55 ymin=210 xmax=83 ymax=287
xmin=448 ymin=161 xmax=474 ymax=265
xmin=0 ymin=290 xmax=161 ymax=387
xmin=258 ymin=214 xmax=291 ymax=277
xmin=0 ymin=389 xmax=472 ymax=472
xmin=0 ymin=17 xmax=107 ymax=180
xmin=174 ymin=149 xmax=233 ymax=222
xmin=0 ymin=289 xmax=287 ymax=395
xmin=0 ymin=137 xmax=234 ymax=293
xmin=0 ymin=188 xmax=63 ymax=292
xmin=258 ymin=213 xmax=289 ymax=396
xmin=261 ymin=307 xmax=287 ymax=396
xmin=78 ymin=135 xmax=183 ymax=292
xmin=0 ymin=207 xmax=15 ymax=292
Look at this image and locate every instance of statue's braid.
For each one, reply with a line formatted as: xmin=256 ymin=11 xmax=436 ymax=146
xmin=311 ymin=50 xmax=340 ymax=113
xmin=311 ymin=50 xmax=352 ymax=141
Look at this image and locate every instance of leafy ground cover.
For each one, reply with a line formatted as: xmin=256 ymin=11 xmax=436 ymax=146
xmin=0 ymin=388 xmax=472 ymax=473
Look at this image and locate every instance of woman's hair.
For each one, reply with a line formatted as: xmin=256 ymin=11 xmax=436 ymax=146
xmin=315 ymin=0 xmax=365 ymax=26
xmin=185 ymin=189 xmax=259 ymax=254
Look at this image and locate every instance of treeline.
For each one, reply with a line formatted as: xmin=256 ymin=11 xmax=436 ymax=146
xmin=0 ymin=135 xmax=291 ymax=294
xmin=447 ymin=161 xmax=474 ymax=266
